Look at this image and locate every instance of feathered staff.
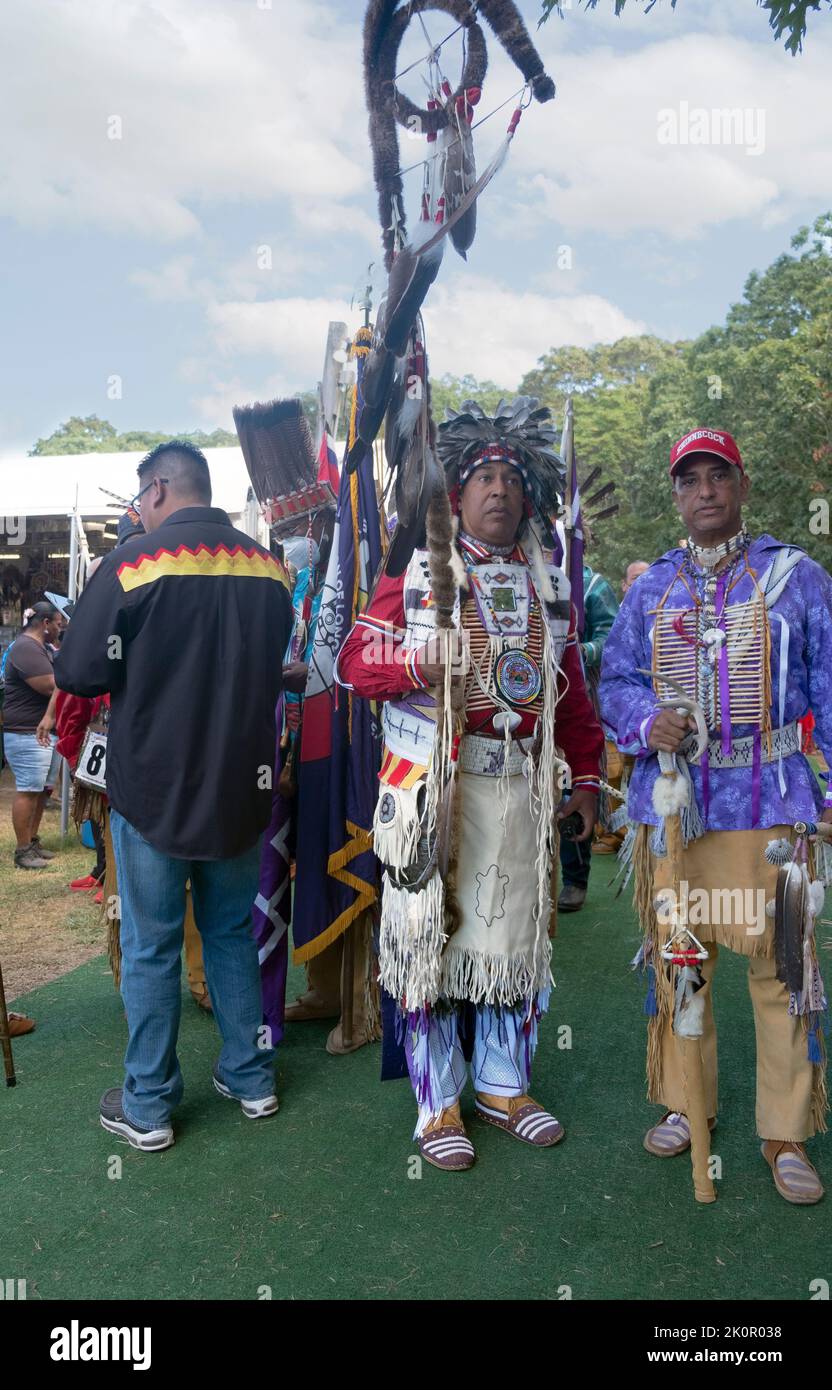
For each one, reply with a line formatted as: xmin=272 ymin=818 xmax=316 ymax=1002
xmin=354 ymin=0 xmax=557 ymax=589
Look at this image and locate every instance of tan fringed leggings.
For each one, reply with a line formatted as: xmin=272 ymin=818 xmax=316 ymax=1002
xmin=656 ymin=942 xmax=819 ymax=1141
xmin=650 ymin=826 xmax=824 ymax=1142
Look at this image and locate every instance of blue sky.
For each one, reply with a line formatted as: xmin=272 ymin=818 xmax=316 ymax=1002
xmin=1 ymin=0 xmax=830 ymax=455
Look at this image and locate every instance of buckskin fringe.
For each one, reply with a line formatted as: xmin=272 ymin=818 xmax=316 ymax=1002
xmin=440 ymin=943 xmax=552 ymax=1008
xmin=378 ymin=872 xmax=447 ymax=1010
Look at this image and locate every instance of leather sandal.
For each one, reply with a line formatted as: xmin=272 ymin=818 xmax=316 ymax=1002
xmin=762 ymin=1141 xmax=824 ymax=1205
xmin=418 ymin=1106 xmax=475 ymax=1171
xmin=644 ymin=1111 xmax=717 ymax=1157
xmin=475 ymin=1094 xmax=564 ymax=1147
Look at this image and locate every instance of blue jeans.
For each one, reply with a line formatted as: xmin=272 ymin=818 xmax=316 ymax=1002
xmin=109 ymin=810 xmax=275 ymax=1128
xmin=4 ymin=732 xmax=61 ymax=792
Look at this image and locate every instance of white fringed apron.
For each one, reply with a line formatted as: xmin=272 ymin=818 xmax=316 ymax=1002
xmin=440 ymin=768 xmax=551 ymax=1005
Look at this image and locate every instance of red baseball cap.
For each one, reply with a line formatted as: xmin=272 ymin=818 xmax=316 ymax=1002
xmin=669 ymin=427 xmax=744 ymax=477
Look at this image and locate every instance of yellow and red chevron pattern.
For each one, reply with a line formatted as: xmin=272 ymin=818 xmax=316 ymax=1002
xmin=117 ymin=543 xmax=289 ymax=594
xmin=378 ymin=748 xmax=426 ymax=790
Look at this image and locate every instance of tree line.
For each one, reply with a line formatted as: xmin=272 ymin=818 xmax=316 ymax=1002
xmin=32 ymin=213 xmax=831 ymax=588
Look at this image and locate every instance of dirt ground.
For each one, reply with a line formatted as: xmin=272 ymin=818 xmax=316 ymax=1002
xmin=0 ymin=767 xmax=107 ymax=1001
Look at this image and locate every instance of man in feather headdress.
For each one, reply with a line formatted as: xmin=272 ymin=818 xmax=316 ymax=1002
xmin=338 ymin=398 xmax=603 ymax=1170
xmin=599 ymin=428 xmax=832 ymax=1204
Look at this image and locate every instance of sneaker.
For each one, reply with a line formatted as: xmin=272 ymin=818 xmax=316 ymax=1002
xmin=30 ymin=837 xmax=56 ymax=860
xmin=99 ymin=1087 xmax=174 ymax=1152
xmin=14 ymin=846 xmax=50 ymax=870
xmin=70 ymin=874 xmax=99 ymax=891
xmin=212 ymin=1068 xmax=278 ymax=1119
xmin=557 ymin=883 xmax=587 ymax=913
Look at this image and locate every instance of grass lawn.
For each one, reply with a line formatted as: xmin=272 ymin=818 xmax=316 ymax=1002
xmin=0 ymin=767 xmax=106 ymax=996
xmin=2 ymin=838 xmax=830 ymax=1302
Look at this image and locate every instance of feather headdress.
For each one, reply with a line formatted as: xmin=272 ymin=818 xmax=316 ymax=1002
xmin=436 ymin=396 xmax=565 ymax=526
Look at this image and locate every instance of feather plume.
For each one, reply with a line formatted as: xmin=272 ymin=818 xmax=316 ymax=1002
xmin=346 ymin=344 xmax=402 ymax=473
xmin=382 ymin=220 xmax=445 ymax=357
xmin=232 ymin=398 xmax=316 ymax=506
xmin=585 ymin=480 xmax=616 ymax=509
xmin=579 ymin=464 xmax=602 ymax=495
xmin=384 ymin=343 xmax=425 ymax=477
xmin=588 ymin=503 xmax=619 ymax=524
xmin=442 ymin=112 xmax=477 ymax=259
xmin=384 ymin=442 xmax=443 ymax=580
xmin=652 ymin=773 xmax=689 ymax=817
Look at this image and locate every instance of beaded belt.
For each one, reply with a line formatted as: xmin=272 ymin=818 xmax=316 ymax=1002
xmin=679 ymin=719 xmax=800 ymax=769
xmin=458 ymin=733 xmax=533 ymax=777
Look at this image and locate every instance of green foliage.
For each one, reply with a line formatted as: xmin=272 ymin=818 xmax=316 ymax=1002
xmin=637 ymin=213 xmax=832 ymax=574
xmin=30 ymin=417 xmax=238 ymax=456
xmin=517 ymin=214 xmax=832 ymax=584
xmin=30 ymin=415 xmax=120 ymax=455
xmin=429 ymin=374 xmax=514 ymax=420
xmin=520 ymin=337 xmax=689 ymax=580
xmin=539 ymin=0 xmax=831 ymax=53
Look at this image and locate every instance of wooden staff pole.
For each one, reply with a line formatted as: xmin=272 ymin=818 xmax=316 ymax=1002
xmin=0 ymin=958 xmax=17 ymax=1087
xmin=561 ymin=396 xmax=574 ymax=574
xmin=665 ymin=808 xmax=716 ymax=1204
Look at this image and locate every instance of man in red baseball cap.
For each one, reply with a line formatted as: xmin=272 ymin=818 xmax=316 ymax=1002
xmin=599 ymin=423 xmax=832 ymax=1206
xmin=667 ymin=427 xmax=750 ymax=558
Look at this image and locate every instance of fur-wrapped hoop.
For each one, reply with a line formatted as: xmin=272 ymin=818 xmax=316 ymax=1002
xmin=363 ymin=0 xmax=556 ymax=266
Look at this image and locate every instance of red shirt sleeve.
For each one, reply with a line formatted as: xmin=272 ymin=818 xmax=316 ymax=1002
xmin=55 ymin=690 xmax=101 ymax=768
xmin=337 ymin=569 xmax=426 ymax=701
xmin=556 ymin=626 xmax=604 ymax=786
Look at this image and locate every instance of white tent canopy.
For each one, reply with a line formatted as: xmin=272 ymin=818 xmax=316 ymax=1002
xmin=1 ymin=448 xmax=255 ymax=521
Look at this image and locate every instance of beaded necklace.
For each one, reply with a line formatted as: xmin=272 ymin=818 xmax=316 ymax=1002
xmin=684 ymin=525 xmax=749 ymax=574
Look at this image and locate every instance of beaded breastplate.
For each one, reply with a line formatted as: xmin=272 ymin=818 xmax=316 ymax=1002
xmin=651 ymin=556 xmax=769 ymax=734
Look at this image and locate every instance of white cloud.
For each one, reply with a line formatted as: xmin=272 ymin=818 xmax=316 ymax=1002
xmin=500 ymin=30 xmax=832 ymax=238
xmin=129 ymin=237 xmax=335 ymax=307
xmin=191 ymin=272 xmax=644 ymax=412
xmin=205 ymin=293 xmax=354 ymax=382
xmin=423 ymin=274 xmax=647 ymax=385
xmin=1 ymin=0 xmax=371 ymax=240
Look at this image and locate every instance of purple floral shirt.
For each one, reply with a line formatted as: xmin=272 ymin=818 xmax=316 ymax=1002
xmin=599 ymin=535 xmax=832 ymax=831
